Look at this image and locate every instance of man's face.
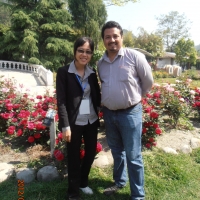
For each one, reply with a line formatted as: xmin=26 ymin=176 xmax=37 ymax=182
xmin=103 ymin=27 xmax=123 ymax=53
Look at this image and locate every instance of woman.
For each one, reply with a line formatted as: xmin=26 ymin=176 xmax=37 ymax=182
xmin=56 ymin=37 xmax=101 ymax=200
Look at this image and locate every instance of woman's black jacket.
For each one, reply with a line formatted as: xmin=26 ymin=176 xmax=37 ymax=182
xmin=56 ymin=64 xmax=101 ymax=131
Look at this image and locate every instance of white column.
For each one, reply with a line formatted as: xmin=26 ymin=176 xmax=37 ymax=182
xmin=50 ymin=117 xmax=56 ymax=157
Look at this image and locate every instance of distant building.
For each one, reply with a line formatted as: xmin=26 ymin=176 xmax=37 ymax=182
xmin=156 ymin=52 xmax=178 ymax=69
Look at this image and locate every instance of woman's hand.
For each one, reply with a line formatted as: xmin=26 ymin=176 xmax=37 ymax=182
xmin=62 ymin=129 xmax=71 ymax=142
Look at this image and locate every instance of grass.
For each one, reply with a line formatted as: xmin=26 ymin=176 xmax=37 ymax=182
xmin=0 ymin=149 xmax=200 ymax=200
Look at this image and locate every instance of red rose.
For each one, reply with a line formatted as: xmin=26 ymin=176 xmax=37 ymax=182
xmin=156 ymin=99 xmax=161 ymax=104
xmin=155 ymin=128 xmax=162 ymax=135
xmin=142 ymin=128 xmax=147 ymax=134
xmin=54 ymin=150 xmax=64 ymax=161
xmin=28 ymin=136 xmax=35 ymax=143
xmin=96 ymin=142 xmax=102 ymax=153
xmin=153 ymin=123 xmax=159 ymax=128
xmin=34 ymin=133 xmax=41 ymax=139
xmin=144 ymin=107 xmax=152 ymax=113
xmin=98 ymin=112 xmax=103 ymax=118
xmin=55 ymin=138 xmax=59 ymax=145
xmin=16 ymin=129 xmax=23 ymax=137
xmin=7 ymin=126 xmax=15 ymax=135
xmin=148 ymin=137 xmax=154 ymax=143
xmin=36 ymin=95 xmax=43 ymax=99
xmin=153 ymin=92 xmax=160 ymax=98
xmin=145 ymin=143 xmax=151 ymax=149
xmin=31 ymin=111 xmax=38 ymax=117
xmin=80 ymin=149 xmax=85 ymax=159
xmin=150 ymin=112 xmax=159 ymax=119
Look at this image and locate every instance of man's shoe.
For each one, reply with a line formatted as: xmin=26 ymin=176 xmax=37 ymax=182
xmin=103 ymin=184 xmax=123 ymax=196
xmin=79 ymin=186 xmax=93 ymax=195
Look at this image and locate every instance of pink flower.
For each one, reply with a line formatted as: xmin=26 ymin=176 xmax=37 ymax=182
xmin=27 ymin=122 xmax=35 ymax=130
xmin=28 ymin=136 xmax=35 ymax=143
xmin=31 ymin=111 xmax=38 ymax=117
xmin=12 ymin=118 xmax=18 ymax=122
xmin=179 ymin=98 xmax=184 ymax=102
xmin=6 ymin=103 xmax=13 ymax=111
xmin=144 ymin=107 xmax=152 ymax=113
xmin=1 ymin=113 xmax=12 ymax=119
xmin=96 ymin=142 xmax=102 ymax=153
xmin=156 ymin=99 xmax=161 ymax=104
xmin=153 ymin=92 xmax=160 ymax=98
xmin=174 ymin=91 xmax=180 ymax=96
xmin=13 ymin=104 xmax=20 ymax=109
xmin=36 ymin=95 xmax=43 ymax=99
xmin=2 ymin=88 xmax=9 ymax=93
xmin=166 ymin=87 xmax=174 ymax=92
xmin=186 ymin=79 xmax=192 ymax=84
xmin=190 ymin=90 xmax=195 ymax=95
xmin=57 ymin=133 xmax=62 ymax=139
xmin=7 ymin=126 xmax=15 ymax=135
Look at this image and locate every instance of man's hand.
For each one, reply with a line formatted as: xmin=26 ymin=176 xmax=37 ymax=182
xmin=62 ymin=129 xmax=71 ymax=142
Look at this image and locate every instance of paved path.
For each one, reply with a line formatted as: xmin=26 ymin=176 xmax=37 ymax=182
xmin=0 ymin=69 xmax=54 ymax=97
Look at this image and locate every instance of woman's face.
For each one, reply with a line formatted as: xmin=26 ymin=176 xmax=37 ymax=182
xmin=75 ymin=42 xmax=93 ymax=68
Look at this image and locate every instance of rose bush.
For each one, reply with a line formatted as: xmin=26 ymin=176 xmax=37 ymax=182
xmin=1 ymin=75 xmax=200 ymax=153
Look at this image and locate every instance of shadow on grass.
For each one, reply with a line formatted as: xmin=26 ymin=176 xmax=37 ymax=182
xmin=0 ymin=176 xmax=131 ymax=200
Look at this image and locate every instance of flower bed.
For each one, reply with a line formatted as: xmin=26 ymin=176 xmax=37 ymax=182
xmin=0 ymin=75 xmax=200 ymax=161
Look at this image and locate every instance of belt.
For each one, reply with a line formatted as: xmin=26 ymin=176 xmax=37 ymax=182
xmin=106 ymin=101 xmax=141 ymax=112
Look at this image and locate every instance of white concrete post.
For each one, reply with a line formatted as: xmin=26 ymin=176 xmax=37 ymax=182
xmin=50 ymin=117 xmax=56 ymax=157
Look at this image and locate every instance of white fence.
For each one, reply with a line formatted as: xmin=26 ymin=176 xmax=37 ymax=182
xmin=0 ymin=60 xmax=53 ymax=86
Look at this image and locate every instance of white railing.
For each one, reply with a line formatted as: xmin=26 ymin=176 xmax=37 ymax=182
xmin=0 ymin=60 xmax=53 ymax=86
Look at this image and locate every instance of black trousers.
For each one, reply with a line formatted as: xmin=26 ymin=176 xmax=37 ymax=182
xmin=67 ymin=120 xmax=98 ymax=198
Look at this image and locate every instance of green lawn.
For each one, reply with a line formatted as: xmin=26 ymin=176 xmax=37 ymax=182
xmin=1 ymin=149 xmax=200 ymax=200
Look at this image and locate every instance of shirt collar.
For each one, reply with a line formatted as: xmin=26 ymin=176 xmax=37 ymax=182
xmin=68 ymin=61 xmax=94 ymax=80
xmin=102 ymin=48 xmax=124 ymax=63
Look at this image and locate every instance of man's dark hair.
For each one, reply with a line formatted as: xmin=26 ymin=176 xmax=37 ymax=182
xmin=101 ymin=21 xmax=123 ymax=39
xmin=73 ymin=37 xmax=94 ymax=56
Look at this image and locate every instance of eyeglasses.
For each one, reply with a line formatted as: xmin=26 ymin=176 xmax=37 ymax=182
xmin=77 ymin=49 xmax=93 ymax=55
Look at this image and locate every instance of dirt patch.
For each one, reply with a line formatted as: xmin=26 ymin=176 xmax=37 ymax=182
xmin=156 ymin=121 xmax=200 ymax=150
xmin=0 ymin=136 xmax=52 ymax=167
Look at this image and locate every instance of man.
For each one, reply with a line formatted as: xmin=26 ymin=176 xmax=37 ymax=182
xmin=97 ymin=21 xmax=153 ymax=200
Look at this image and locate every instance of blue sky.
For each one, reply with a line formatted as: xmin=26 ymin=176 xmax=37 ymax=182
xmin=106 ymin=0 xmax=200 ymax=45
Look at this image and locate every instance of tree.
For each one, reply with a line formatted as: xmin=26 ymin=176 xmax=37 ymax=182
xmin=0 ymin=4 xmax=11 ymax=25
xmin=134 ymin=27 xmax=164 ymax=58
xmin=0 ymin=0 xmax=76 ymax=70
xmin=104 ymin=0 xmax=138 ymax=6
xmin=68 ymin=0 xmax=107 ymax=49
xmin=123 ymin=30 xmax=135 ymax=47
xmin=174 ymin=38 xmax=197 ymax=67
xmin=156 ymin=11 xmax=191 ymax=52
